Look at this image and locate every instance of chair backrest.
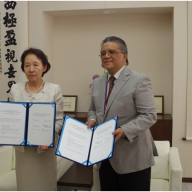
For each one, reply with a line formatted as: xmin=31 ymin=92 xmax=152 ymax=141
xmin=151 ymin=141 xmax=170 ymax=180
xmin=0 ymin=146 xmax=14 ymax=177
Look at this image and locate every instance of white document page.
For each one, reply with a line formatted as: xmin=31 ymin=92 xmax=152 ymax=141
xmin=57 ymin=117 xmax=92 ymax=165
xmin=0 ymin=102 xmax=26 ymax=145
xmin=27 ymin=104 xmax=55 ymax=146
xmin=89 ymin=119 xmax=116 ymax=165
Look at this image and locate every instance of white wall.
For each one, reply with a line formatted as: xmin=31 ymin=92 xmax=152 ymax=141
xmin=28 ymin=1 xmax=191 ymax=178
xmin=186 ymin=2 xmax=192 ymax=139
xmin=172 ymin=2 xmax=188 ymax=177
xmin=28 ymin=1 xmax=54 ymax=83
xmin=53 ymin=13 xmax=173 ymax=113
xmin=43 ymin=1 xmax=105 ymax=11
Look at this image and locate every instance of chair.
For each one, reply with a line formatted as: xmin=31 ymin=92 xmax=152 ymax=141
xmin=0 ymin=146 xmax=73 ymax=191
xmin=92 ymin=141 xmax=183 ymax=191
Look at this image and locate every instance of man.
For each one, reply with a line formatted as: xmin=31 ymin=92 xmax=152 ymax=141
xmin=86 ymin=36 xmax=158 ymax=191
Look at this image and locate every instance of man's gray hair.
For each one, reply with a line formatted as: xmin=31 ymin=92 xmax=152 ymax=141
xmin=101 ymin=36 xmax=129 ymax=65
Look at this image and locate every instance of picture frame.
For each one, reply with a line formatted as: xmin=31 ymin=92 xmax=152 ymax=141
xmin=63 ymin=95 xmax=77 ymax=113
xmin=154 ymin=95 xmax=164 ymax=115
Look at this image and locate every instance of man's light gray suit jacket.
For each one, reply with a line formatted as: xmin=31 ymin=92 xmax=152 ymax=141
xmin=88 ymin=66 xmax=158 ymax=174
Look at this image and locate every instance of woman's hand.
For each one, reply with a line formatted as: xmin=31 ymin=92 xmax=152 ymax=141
xmin=39 ymin=145 xmax=50 ymax=151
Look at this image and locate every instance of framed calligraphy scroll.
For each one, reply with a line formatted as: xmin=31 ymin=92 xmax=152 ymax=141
xmin=63 ymin=95 xmax=77 ymax=112
xmin=154 ymin=95 xmax=164 ymax=115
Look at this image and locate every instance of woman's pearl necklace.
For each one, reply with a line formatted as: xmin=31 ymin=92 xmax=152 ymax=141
xmin=27 ymin=81 xmax=44 ymax=94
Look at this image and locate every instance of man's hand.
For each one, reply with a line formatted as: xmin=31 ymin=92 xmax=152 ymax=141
xmin=39 ymin=145 xmax=50 ymax=151
xmin=86 ymin=120 xmax=96 ymax=128
xmin=112 ymin=128 xmax=124 ymax=143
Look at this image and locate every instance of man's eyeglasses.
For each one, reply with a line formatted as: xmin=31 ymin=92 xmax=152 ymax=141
xmin=99 ymin=50 xmax=123 ymax=57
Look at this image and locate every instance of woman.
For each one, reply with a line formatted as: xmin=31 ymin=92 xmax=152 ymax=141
xmin=9 ymin=48 xmax=63 ymax=191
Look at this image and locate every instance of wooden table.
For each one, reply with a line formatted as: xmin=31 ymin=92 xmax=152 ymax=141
xmin=64 ymin=112 xmax=87 ymax=122
xmin=57 ymin=163 xmax=93 ymax=191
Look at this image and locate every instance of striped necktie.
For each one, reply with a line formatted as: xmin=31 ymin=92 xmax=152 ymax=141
xmin=106 ymin=76 xmax=116 ymax=104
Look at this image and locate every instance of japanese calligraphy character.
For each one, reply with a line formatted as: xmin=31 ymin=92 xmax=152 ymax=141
xmin=3 ymin=12 xmax=17 ymax=28
xmin=4 ymin=64 xmax=17 ymax=78
xmin=6 ymin=80 xmax=16 ymax=93
xmin=5 ymin=49 xmax=18 ymax=63
xmin=4 ymin=30 xmax=17 ymax=46
xmin=4 ymin=1 xmax=17 ymax=10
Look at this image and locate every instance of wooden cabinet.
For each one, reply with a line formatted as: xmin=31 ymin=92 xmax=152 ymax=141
xmin=64 ymin=112 xmax=87 ymax=123
xmin=64 ymin=113 xmax=172 ymax=146
xmin=150 ymin=114 xmax=172 ymax=146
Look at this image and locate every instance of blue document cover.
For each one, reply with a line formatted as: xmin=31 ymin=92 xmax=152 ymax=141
xmin=56 ymin=115 xmax=118 ymax=166
xmin=0 ymin=101 xmax=56 ymax=147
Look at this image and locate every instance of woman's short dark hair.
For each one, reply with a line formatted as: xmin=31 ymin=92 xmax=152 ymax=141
xmin=101 ymin=36 xmax=129 ymax=65
xmin=21 ymin=48 xmax=51 ymax=77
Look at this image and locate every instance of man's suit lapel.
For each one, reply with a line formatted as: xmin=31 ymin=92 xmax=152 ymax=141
xmin=104 ymin=67 xmax=131 ymax=117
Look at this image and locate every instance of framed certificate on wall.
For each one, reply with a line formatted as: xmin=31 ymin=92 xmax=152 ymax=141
xmin=63 ymin=95 xmax=77 ymax=112
xmin=154 ymin=96 xmax=164 ymax=115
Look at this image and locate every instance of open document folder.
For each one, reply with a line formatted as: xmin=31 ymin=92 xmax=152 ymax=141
xmin=56 ymin=115 xmax=118 ymax=166
xmin=0 ymin=101 xmax=56 ymax=147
